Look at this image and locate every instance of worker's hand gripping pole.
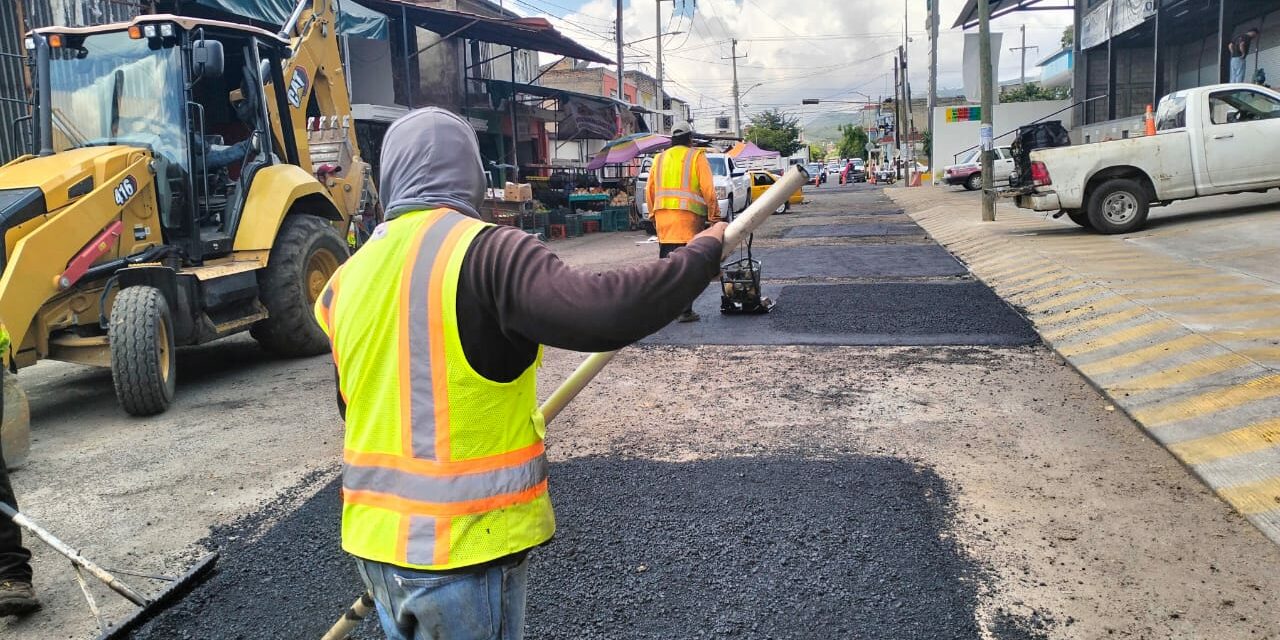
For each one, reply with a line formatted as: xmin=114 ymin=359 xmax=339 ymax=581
xmin=321 ymin=165 xmax=808 ymax=640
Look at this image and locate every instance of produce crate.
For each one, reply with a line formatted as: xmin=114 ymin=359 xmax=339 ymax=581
xmin=601 ymin=206 xmax=631 ymax=232
xmin=564 ymin=213 xmax=583 ymax=237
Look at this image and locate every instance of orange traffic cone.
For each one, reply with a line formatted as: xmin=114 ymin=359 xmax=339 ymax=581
xmin=1144 ymin=104 xmax=1157 ymax=136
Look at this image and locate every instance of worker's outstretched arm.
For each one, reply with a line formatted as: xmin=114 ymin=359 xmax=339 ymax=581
xmin=464 ymin=224 xmax=724 ymax=353
xmin=697 ymin=155 xmax=721 ymax=222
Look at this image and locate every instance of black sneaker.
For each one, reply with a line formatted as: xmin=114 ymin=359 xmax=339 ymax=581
xmin=0 ymin=580 xmax=40 ymax=616
xmin=677 ymin=311 xmax=701 ymax=323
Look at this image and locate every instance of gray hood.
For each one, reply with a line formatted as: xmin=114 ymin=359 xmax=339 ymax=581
xmin=380 ymin=107 xmax=486 ymax=220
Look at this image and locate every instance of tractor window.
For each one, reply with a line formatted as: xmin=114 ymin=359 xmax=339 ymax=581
xmin=47 ymin=31 xmax=188 ymax=172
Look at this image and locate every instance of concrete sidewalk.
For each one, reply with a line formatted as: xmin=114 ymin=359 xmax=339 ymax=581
xmin=891 ymin=185 xmax=1280 ymax=544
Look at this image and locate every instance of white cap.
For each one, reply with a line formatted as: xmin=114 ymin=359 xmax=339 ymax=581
xmin=670 ymin=121 xmax=693 ymax=137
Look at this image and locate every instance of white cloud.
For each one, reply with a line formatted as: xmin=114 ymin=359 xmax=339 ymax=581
xmin=531 ymin=0 xmax=1071 ymax=130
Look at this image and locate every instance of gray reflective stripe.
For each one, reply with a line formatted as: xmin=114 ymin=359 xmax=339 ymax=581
xmin=405 ymin=515 xmax=437 ymax=566
xmin=320 ymin=286 xmax=334 ymax=309
xmin=681 ymin=149 xmax=696 ymax=184
xmin=405 ymin=212 xmax=468 ymax=460
xmin=343 ymin=453 xmax=549 ymax=505
xmin=655 ymin=189 xmax=706 ymax=204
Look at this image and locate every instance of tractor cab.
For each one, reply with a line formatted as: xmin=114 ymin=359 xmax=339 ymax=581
xmin=27 ymin=17 xmax=300 ymax=265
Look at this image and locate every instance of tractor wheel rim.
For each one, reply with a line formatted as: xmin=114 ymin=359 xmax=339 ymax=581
xmin=307 ymin=248 xmax=340 ymax=304
xmin=157 ymin=316 xmax=171 ymax=380
xmin=1102 ymin=192 xmax=1137 ymax=223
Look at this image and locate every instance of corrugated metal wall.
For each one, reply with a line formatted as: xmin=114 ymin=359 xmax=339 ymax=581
xmin=0 ymin=1 xmax=149 ymax=162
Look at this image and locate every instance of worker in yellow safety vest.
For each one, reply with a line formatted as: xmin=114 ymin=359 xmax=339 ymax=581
xmin=645 ymin=121 xmax=721 ymax=322
xmin=0 ymin=324 xmax=39 ymax=617
xmin=315 ymin=107 xmax=725 ymax=640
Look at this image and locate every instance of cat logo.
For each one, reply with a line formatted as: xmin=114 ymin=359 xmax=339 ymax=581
xmin=113 ymin=176 xmax=138 ymax=207
xmin=287 ymin=67 xmax=309 ymax=109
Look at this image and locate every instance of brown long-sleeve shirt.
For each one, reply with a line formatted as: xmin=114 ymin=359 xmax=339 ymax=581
xmin=333 ymin=222 xmax=721 ymax=415
xmin=455 ymin=226 xmax=721 ymax=382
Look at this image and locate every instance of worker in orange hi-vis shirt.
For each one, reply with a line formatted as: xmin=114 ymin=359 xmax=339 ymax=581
xmin=645 ymin=121 xmax=722 ymax=322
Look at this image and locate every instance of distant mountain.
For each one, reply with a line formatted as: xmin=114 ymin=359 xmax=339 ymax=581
xmin=800 ymin=111 xmax=867 ymax=144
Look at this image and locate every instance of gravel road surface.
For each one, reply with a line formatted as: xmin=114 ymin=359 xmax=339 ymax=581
xmin=7 ymin=184 xmax=1280 ymax=639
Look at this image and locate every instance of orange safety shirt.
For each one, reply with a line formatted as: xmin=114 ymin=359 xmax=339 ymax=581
xmin=646 ymin=146 xmax=721 ymax=244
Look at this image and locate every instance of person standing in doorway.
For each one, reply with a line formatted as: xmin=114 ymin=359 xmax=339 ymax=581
xmin=1229 ymin=29 xmax=1261 ymax=83
xmin=645 ymin=121 xmax=722 ymax=323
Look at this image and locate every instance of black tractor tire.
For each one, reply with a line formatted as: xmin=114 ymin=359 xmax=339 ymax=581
xmin=110 ymin=286 xmax=176 ymax=416
xmin=964 ymin=173 xmax=982 ymax=191
xmin=251 ymin=214 xmax=349 ymax=356
xmin=1065 ymin=209 xmax=1093 ymax=229
xmin=1086 ymin=178 xmax=1150 ymax=234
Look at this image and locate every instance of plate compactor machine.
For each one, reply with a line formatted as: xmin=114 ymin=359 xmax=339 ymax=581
xmin=0 ymin=0 xmax=376 ymax=467
xmin=719 ymin=234 xmax=773 ymax=314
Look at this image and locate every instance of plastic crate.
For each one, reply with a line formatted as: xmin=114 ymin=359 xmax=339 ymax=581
xmin=605 ymin=208 xmax=632 ymax=232
xmin=601 ymin=206 xmax=630 ymax=232
xmin=564 ymin=213 xmax=583 ymax=237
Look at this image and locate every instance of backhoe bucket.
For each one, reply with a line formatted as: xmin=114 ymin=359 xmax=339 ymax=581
xmin=1 ymin=370 xmax=31 ymax=469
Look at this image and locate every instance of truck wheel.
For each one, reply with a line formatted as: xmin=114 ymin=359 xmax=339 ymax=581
xmin=110 ymin=286 xmax=176 ymax=416
xmin=1065 ymin=209 xmax=1093 ymax=229
xmin=1087 ymin=179 xmax=1149 ymax=234
xmin=252 ymin=214 xmax=349 ymax=356
xmin=965 ymin=173 xmax=982 ymax=191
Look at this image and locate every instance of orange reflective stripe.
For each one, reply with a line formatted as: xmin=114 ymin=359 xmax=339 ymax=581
xmin=343 ymin=479 xmax=549 ymax=517
xmin=428 ymin=220 xmax=478 ymax=462
xmin=680 ymin=148 xmax=696 ymax=190
xmin=397 ymin=213 xmax=441 ymax=457
xmin=395 ymin=515 xmax=411 ymax=565
xmin=344 ymin=441 xmax=545 ymax=476
xmin=434 ymin=519 xmax=450 ymax=566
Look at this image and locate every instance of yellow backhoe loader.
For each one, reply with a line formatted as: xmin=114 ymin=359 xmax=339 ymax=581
xmin=0 ymin=0 xmax=375 ymax=467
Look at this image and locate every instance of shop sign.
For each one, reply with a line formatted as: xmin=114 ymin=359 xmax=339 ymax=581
xmin=1112 ymin=0 xmax=1157 ymax=37
xmin=1081 ymin=0 xmax=1112 ymax=50
xmin=944 ymin=106 xmax=982 ymax=122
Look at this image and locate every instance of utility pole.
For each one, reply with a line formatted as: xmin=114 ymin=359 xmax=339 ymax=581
xmin=615 ymin=0 xmax=624 ymax=101
xmin=903 ymin=48 xmax=914 ymax=182
xmin=928 ymin=0 xmax=938 ymax=182
xmin=1009 ymin=24 xmax=1038 ymax=86
xmin=895 ymin=49 xmax=905 ymax=180
xmin=726 ymin=39 xmax=746 ymax=138
xmin=655 ymin=0 xmax=664 ymax=132
xmin=978 ymin=0 xmax=995 ymax=221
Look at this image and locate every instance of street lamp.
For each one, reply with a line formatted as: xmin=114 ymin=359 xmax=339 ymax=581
xmin=623 ymin=31 xmax=684 ymax=46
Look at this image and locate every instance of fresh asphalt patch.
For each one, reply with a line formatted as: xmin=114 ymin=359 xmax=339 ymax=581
xmin=132 ymin=454 xmax=1052 ymax=639
xmin=643 ymin=281 xmax=1037 ymax=346
xmin=770 ymin=282 xmax=1038 ymax=345
xmin=784 ymin=222 xmax=925 ymax=238
xmin=727 ymin=245 xmax=966 ymax=279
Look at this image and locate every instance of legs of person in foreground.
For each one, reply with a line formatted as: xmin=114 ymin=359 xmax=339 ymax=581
xmin=0 ymin=435 xmax=39 ymax=617
xmin=356 ymin=556 xmax=528 ymax=640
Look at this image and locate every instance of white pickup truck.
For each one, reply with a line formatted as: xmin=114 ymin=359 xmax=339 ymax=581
xmin=1015 ymin=83 xmax=1280 ymax=234
xmin=637 ymin=152 xmax=750 ymax=220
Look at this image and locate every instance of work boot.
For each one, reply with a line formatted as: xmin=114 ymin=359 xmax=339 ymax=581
xmin=677 ymin=311 xmax=701 ymax=323
xmin=0 ymin=580 xmax=40 ymax=616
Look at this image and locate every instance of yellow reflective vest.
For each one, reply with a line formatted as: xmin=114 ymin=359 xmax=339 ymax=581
xmin=652 ymin=146 xmax=709 ymax=217
xmin=315 ymin=208 xmax=554 ymax=570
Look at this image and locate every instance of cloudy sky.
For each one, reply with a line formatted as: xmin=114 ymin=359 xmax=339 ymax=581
xmin=510 ymin=0 xmax=1072 ymax=129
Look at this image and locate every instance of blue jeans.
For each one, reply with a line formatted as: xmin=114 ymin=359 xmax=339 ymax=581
xmin=1230 ymin=56 xmax=1246 ymax=83
xmin=355 ymin=555 xmax=528 ymax=640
